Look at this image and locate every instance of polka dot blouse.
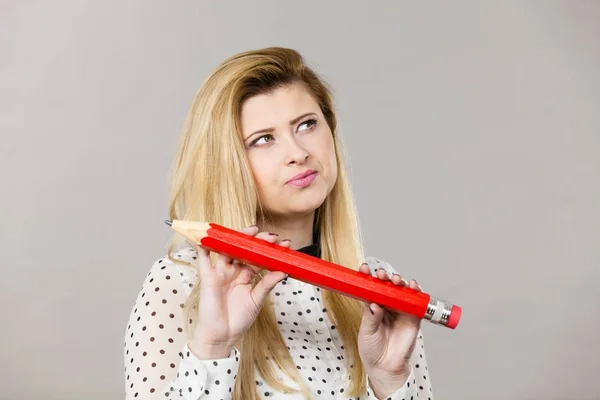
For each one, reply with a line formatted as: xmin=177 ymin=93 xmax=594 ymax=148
xmin=124 ymin=243 xmax=434 ymax=399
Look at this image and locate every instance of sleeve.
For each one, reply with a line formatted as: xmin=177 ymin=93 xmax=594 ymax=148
xmin=410 ymin=330 xmax=434 ymax=399
xmin=124 ymin=253 xmax=241 ymax=399
xmin=366 ymin=368 xmax=418 ymax=400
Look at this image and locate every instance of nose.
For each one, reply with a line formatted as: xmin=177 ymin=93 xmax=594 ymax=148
xmin=284 ymin=139 xmax=309 ymax=165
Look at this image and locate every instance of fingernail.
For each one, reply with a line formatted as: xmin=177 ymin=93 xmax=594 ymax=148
xmin=369 ymin=307 xmax=374 ymax=315
xmin=268 ymin=232 xmax=278 ymax=236
xmin=281 ymin=239 xmax=291 ymax=243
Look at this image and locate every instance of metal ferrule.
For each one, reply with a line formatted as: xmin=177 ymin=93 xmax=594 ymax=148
xmin=424 ymin=296 xmax=453 ymax=327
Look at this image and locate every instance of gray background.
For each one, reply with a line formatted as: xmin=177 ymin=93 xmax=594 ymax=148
xmin=1 ymin=1 xmax=599 ymax=399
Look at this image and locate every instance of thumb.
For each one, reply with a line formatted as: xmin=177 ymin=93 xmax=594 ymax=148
xmin=360 ymin=302 xmax=384 ymax=335
xmin=251 ymin=270 xmax=287 ymax=307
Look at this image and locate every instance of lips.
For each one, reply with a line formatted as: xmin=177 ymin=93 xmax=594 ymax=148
xmin=287 ymin=169 xmax=317 ymax=184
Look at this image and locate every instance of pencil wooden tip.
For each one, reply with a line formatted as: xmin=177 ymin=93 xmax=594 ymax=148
xmin=165 ymin=220 xmax=173 ymax=227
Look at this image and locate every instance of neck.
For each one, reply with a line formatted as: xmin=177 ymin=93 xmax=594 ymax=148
xmin=258 ymin=212 xmax=315 ymax=250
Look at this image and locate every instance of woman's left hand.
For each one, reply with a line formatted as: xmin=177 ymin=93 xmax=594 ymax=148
xmin=357 ymin=263 xmax=422 ymax=387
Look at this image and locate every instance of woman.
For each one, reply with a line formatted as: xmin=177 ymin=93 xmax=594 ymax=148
xmin=124 ymin=47 xmax=434 ymax=400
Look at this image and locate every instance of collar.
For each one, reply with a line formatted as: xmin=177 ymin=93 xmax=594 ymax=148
xmin=296 ymin=229 xmax=321 ymax=258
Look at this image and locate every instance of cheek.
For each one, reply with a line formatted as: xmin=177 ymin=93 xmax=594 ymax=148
xmin=321 ymin=136 xmax=337 ymax=174
xmin=328 ymin=154 xmax=338 ymax=184
xmin=247 ymin=154 xmax=274 ymax=193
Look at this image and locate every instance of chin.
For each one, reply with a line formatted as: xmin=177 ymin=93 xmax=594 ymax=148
xmin=266 ymin=192 xmax=326 ymax=217
xmin=288 ymin=193 xmax=327 ymax=215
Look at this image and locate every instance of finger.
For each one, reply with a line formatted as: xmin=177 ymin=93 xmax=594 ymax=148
xmin=230 ymin=259 xmax=246 ymax=269
xmin=237 ymin=263 xmax=258 ymax=283
xmin=409 ymin=279 xmax=422 ymax=291
xmin=251 ymin=270 xmax=288 ymax=308
xmin=375 ymin=268 xmax=391 ymax=281
xmin=279 ymin=239 xmax=292 ymax=248
xmin=358 ymin=263 xmax=371 ymax=275
xmin=214 ymin=225 xmax=259 ymax=272
xmin=390 ymin=273 xmax=407 ymax=286
xmin=214 ymin=251 xmax=234 ymax=273
xmin=231 ymin=231 xmax=283 ymax=274
xmin=255 ymin=231 xmax=279 ymax=243
xmin=235 ymin=232 xmax=279 ymax=273
xmin=239 ymin=225 xmax=259 ymax=236
xmin=196 ymin=244 xmax=215 ymax=278
xmin=360 ymin=301 xmax=384 ymax=335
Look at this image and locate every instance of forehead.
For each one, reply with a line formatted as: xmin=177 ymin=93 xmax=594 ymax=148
xmin=240 ymin=82 xmax=320 ymax=133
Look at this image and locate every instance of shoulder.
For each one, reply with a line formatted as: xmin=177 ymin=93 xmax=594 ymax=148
xmin=144 ymin=246 xmax=200 ymax=290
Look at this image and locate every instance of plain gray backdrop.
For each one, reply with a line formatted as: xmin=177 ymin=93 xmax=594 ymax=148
xmin=2 ymin=1 xmax=599 ymax=399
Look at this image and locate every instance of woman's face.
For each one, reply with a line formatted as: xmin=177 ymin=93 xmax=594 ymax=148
xmin=240 ymin=82 xmax=337 ymax=219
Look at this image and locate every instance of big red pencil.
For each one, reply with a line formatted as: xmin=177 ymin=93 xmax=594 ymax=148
xmin=166 ymin=220 xmax=462 ymax=329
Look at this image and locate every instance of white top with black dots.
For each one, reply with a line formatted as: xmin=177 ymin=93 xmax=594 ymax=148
xmin=124 ymin=247 xmax=434 ymax=399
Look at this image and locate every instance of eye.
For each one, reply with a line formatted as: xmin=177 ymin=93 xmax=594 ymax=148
xmin=251 ymin=134 xmax=274 ymax=146
xmin=298 ymin=119 xmax=317 ymax=132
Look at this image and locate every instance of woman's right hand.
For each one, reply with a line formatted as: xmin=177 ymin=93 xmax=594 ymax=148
xmin=189 ymin=226 xmax=289 ymax=359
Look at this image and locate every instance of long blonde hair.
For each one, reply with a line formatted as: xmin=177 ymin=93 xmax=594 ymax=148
xmin=166 ymin=47 xmax=367 ymax=399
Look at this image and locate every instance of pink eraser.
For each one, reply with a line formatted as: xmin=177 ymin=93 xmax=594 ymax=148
xmin=446 ymin=305 xmax=462 ymax=329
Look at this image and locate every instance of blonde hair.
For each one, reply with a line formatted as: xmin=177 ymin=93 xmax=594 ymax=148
xmin=166 ymin=47 xmax=366 ymax=399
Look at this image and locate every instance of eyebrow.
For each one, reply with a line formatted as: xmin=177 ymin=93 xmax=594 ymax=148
xmin=244 ymin=112 xmax=317 ymax=142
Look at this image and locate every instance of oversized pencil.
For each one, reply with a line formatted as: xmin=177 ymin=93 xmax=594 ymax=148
xmin=166 ymin=220 xmax=462 ymax=329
